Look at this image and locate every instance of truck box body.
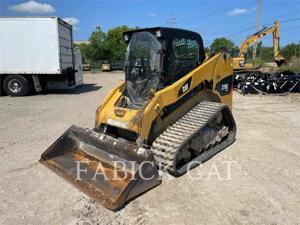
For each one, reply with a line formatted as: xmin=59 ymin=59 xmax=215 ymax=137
xmin=0 ymin=17 xmax=74 ymax=74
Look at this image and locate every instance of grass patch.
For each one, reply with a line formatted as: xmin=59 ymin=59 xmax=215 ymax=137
xmin=275 ymin=57 xmax=300 ymax=74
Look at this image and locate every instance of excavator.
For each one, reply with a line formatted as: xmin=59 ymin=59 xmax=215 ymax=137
xmin=233 ymin=21 xmax=286 ymax=71
xmin=40 ymin=27 xmax=237 ymax=211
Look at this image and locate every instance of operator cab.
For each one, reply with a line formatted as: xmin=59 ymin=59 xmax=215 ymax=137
xmin=123 ymin=27 xmax=205 ymax=106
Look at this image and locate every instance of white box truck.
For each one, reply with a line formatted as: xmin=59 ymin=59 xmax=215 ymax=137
xmin=0 ymin=17 xmax=83 ymax=96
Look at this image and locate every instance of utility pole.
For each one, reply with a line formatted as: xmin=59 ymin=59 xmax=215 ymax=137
xmin=298 ymin=41 xmax=300 ymax=58
xmin=167 ymin=14 xmax=176 ymax=27
xmin=253 ymin=0 xmax=262 ymax=60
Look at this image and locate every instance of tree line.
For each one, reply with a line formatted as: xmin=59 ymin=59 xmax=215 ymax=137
xmin=209 ymin=37 xmax=300 ymax=63
xmin=77 ymin=26 xmax=300 ymax=68
xmin=77 ymin=25 xmax=134 ymax=68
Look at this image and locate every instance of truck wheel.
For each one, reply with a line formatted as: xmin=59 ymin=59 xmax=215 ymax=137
xmin=3 ymin=75 xmax=30 ymax=96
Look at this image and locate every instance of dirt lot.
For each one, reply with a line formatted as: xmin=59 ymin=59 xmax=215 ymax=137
xmin=0 ymin=72 xmax=299 ymax=225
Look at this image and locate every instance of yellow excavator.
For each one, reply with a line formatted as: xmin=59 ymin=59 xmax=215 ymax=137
xmin=40 ymin=27 xmax=237 ymax=211
xmin=233 ymin=21 xmax=286 ymax=71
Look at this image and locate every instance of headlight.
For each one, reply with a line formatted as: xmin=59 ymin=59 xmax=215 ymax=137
xmin=124 ymin=34 xmax=129 ymax=42
xmin=156 ymin=30 xmax=162 ymax=38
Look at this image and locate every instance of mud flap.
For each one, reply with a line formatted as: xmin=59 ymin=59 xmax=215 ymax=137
xmin=40 ymin=125 xmax=161 ymax=211
xmin=32 ymin=75 xmax=42 ymax=92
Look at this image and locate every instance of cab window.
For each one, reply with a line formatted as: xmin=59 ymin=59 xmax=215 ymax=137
xmin=169 ymin=38 xmax=199 ymax=82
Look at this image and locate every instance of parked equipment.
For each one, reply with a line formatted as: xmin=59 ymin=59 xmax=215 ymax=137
xmin=101 ymin=61 xmax=111 ymax=71
xmin=111 ymin=62 xmax=124 ymax=70
xmin=40 ymin=27 xmax=237 ymax=211
xmin=0 ymin=17 xmax=83 ymax=96
xmin=233 ymin=21 xmax=286 ymax=71
xmin=82 ymin=64 xmax=91 ymax=71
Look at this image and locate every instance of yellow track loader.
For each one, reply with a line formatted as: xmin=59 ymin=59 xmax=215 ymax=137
xmin=40 ymin=27 xmax=237 ymax=211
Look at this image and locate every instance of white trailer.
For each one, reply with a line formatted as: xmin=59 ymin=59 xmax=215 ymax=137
xmin=0 ymin=17 xmax=83 ymax=96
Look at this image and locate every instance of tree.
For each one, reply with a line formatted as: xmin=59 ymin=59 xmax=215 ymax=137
xmin=78 ymin=43 xmax=90 ymax=64
xmin=281 ymin=43 xmax=299 ymax=60
xmin=88 ymin=28 xmax=110 ymax=63
xmin=210 ymin=38 xmax=236 ymax=52
xmin=247 ymin=43 xmax=273 ymax=62
xmin=105 ymin=26 xmax=133 ymax=62
xmin=260 ymin=46 xmax=273 ymax=61
xmin=76 ymin=25 xmax=137 ymax=68
xmin=204 ymin=47 xmax=210 ymax=55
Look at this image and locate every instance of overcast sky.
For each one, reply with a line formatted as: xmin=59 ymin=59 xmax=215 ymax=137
xmin=1 ymin=0 xmax=300 ymax=47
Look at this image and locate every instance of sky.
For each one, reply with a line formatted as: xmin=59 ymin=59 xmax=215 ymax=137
xmin=1 ymin=0 xmax=300 ymax=47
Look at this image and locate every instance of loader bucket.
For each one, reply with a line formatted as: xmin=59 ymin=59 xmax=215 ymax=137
xmin=40 ymin=125 xmax=161 ymax=211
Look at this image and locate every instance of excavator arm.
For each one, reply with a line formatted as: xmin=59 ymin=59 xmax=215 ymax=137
xmin=272 ymin=21 xmax=286 ymax=66
xmin=237 ymin=21 xmax=286 ymax=67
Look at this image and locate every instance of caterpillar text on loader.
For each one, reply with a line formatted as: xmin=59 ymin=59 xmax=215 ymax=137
xmin=40 ymin=27 xmax=237 ymax=211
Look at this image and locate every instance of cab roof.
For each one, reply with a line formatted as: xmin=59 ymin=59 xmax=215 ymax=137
xmin=124 ymin=27 xmax=200 ymax=36
xmin=123 ymin=27 xmax=203 ymax=43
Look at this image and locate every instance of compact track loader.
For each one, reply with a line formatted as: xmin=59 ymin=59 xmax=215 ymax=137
xmin=40 ymin=27 xmax=237 ymax=211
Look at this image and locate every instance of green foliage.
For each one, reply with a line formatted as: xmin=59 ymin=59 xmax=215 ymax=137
xmin=77 ymin=25 xmax=134 ymax=68
xmin=88 ymin=28 xmax=110 ymax=63
xmin=204 ymin=47 xmax=210 ymax=55
xmin=78 ymin=43 xmax=89 ymax=64
xmin=106 ymin=26 xmax=133 ymax=61
xmin=237 ymin=41 xmax=300 ymax=67
xmin=276 ymin=57 xmax=300 ymax=74
xmin=210 ymin=38 xmax=237 ymax=52
xmin=252 ymin=42 xmax=273 ymax=62
xmin=260 ymin=47 xmax=273 ymax=61
xmin=250 ymin=42 xmax=300 ymax=62
xmin=78 ymin=26 xmax=299 ymax=70
xmin=281 ymin=43 xmax=300 ymax=60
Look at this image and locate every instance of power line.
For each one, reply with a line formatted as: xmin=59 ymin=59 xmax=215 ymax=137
xmin=226 ymin=14 xmax=300 ymax=39
xmin=204 ymin=17 xmax=300 ymax=46
xmin=224 ymin=17 xmax=300 ymax=39
xmin=225 ymin=26 xmax=256 ymax=38
xmin=281 ymin=26 xmax=300 ymax=32
xmin=176 ymin=0 xmax=250 ymax=25
xmin=184 ymin=0 xmax=257 ymax=32
xmin=176 ymin=1 xmax=209 ymax=20
xmin=280 ymin=17 xmax=300 ymax=23
xmin=185 ymin=1 xmax=299 ymax=39
xmin=261 ymin=0 xmax=299 ymax=14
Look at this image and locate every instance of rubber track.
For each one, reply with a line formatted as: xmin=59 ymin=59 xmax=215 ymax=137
xmin=151 ymin=101 xmax=225 ymax=175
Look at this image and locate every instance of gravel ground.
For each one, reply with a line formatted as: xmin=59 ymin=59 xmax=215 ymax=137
xmin=0 ymin=72 xmax=299 ymax=225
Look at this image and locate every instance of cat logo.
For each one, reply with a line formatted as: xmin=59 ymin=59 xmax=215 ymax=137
xmin=221 ymin=84 xmax=229 ymax=92
xmin=182 ymin=83 xmax=189 ymax=93
xmin=215 ymin=75 xmax=233 ymax=96
xmin=178 ymin=78 xmax=192 ymax=97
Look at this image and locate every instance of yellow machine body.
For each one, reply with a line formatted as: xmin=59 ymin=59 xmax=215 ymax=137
xmin=96 ymin=53 xmax=233 ymax=142
xmin=40 ymin=27 xmax=236 ymax=211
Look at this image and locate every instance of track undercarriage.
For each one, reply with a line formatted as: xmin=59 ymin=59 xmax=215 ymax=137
xmin=152 ymin=101 xmax=236 ymax=176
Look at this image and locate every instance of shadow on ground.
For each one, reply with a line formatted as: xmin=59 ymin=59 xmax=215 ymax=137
xmin=45 ymin=83 xmax=102 ymax=95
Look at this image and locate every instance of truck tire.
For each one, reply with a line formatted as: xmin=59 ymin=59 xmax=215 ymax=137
xmin=3 ymin=75 xmax=31 ymax=96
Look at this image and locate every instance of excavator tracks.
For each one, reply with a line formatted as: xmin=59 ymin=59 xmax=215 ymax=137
xmin=151 ymin=101 xmax=236 ymax=176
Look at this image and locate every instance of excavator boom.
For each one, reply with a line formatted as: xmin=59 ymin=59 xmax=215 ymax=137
xmin=234 ymin=20 xmax=286 ymax=70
